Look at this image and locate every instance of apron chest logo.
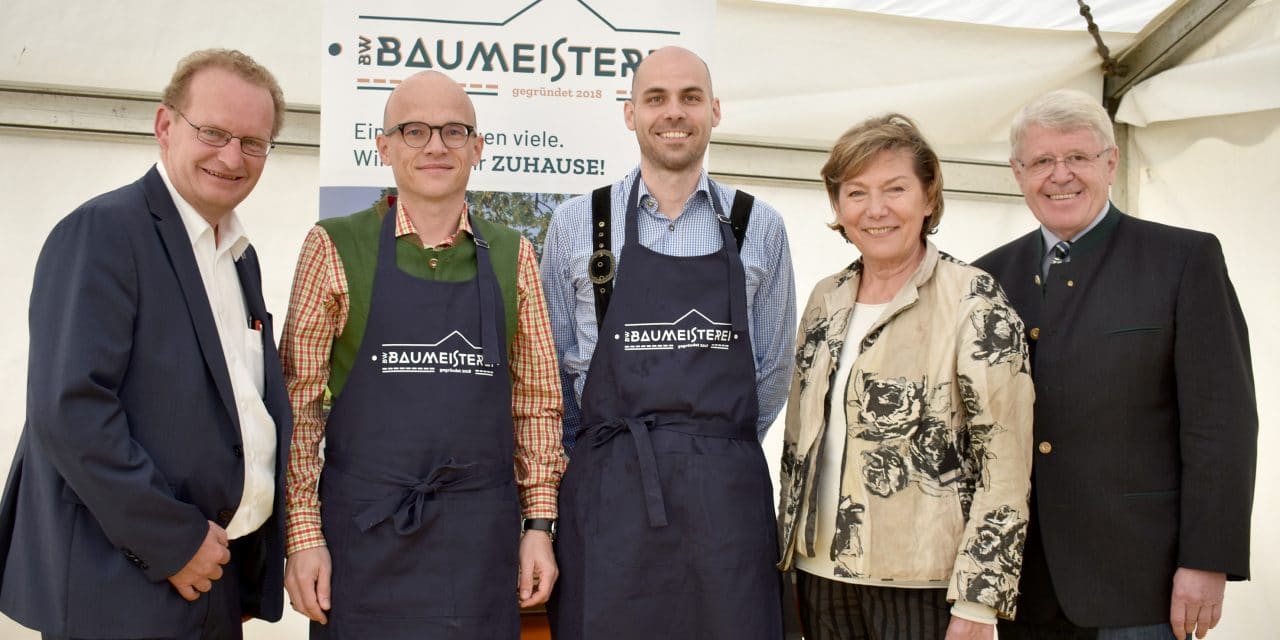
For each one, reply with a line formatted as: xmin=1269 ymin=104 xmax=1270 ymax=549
xmin=377 ymin=331 xmax=495 ymax=376
xmin=618 ymin=309 xmax=736 ymax=352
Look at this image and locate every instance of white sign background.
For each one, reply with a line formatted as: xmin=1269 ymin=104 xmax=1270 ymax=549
xmin=320 ymin=0 xmax=715 ymax=216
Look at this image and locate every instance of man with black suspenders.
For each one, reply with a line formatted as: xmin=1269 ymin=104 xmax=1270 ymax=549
xmin=541 ymin=46 xmax=797 ymax=639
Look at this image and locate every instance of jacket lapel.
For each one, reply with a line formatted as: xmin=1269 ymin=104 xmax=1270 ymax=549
xmin=143 ymin=166 xmax=240 ymax=430
xmin=234 ymin=246 xmax=290 ymax=446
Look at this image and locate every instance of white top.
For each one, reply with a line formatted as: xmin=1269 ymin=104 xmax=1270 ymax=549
xmin=796 ymin=301 xmax=886 ymax=581
xmin=157 ymin=162 xmax=277 ymax=540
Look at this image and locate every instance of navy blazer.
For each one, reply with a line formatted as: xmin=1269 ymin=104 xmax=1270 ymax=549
xmin=0 ymin=167 xmax=291 ymax=637
xmin=974 ymin=207 xmax=1256 ymax=627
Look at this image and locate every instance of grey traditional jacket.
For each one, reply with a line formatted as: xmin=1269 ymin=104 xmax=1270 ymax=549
xmin=778 ymin=241 xmax=1033 ymax=619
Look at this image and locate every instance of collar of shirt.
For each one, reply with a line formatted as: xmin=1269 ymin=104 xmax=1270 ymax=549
xmin=1039 ymin=200 xmax=1110 ymax=252
xmin=395 ymin=199 xmax=472 ymax=249
xmin=155 ymin=161 xmax=250 ymax=259
xmin=629 ymin=166 xmax=715 ymax=220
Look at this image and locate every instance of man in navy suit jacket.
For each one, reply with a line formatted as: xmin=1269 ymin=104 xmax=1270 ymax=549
xmin=975 ymin=89 xmax=1256 ymax=640
xmin=0 ymin=49 xmax=292 ymax=639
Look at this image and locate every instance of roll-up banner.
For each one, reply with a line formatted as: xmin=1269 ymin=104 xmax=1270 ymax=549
xmin=320 ymin=0 xmax=715 ymax=251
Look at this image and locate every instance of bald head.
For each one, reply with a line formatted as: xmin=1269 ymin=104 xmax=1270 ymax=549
xmin=631 ymin=46 xmax=713 ymax=98
xmin=383 ymin=70 xmax=477 ymax=130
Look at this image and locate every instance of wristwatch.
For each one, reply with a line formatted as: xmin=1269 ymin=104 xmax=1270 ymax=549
xmin=522 ymin=517 xmax=557 ymax=541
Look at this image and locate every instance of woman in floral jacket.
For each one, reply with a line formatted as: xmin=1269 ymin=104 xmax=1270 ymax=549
xmin=778 ymin=114 xmax=1034 ymax=640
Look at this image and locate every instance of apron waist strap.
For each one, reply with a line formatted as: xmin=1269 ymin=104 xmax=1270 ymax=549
xmin=587 ymin=417 xmax=668 ymax=528
xmin=334 ymin=462 xmax=510 ymax=535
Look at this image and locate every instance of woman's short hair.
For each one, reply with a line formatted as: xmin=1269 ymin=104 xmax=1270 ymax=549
xmin=821 ymin=113 xmax=943 ymax=241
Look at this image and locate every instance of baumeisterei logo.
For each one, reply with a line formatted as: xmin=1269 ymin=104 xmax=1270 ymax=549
xmin=616 ymin=309 xmax=736 ymax=352
xmin=377 ymin=330 xmax=495 ymax=376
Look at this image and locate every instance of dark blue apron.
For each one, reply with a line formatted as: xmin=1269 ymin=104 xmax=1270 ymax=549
xmin=549 ymin=179 xmax=783 ymax=639
xmin=315 ymin=211 xmax=520 ymax=640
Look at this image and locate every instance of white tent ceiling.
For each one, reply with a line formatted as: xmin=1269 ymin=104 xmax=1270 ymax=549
xmin=764 ymin=0 xmax=1179 ymax=32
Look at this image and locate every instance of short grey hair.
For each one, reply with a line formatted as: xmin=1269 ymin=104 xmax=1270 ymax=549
xmin=1010 ymin=89 xmax=1114 ymax=158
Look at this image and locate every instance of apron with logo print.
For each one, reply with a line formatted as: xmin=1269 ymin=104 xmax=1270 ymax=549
xmin=548 ymin=179 xmax=784 ymax=639
xmin=315 ymin=211 xmax=519 ymax=640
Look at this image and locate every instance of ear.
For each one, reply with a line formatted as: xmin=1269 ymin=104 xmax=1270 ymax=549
xmin=624 ymin=100 xmax=636 ymax=132
xmin=710 ymin=96 xmax=721 ymax=128
xmin=471 ymin=132 xmax=485 ymax=167
xmin=154 ymin=105 xmax=173 ymax=151
xmin=376 ymin=133 xmax=390 ymax=165
xmin=1103 ymin=146 xmax=1119 ymax=185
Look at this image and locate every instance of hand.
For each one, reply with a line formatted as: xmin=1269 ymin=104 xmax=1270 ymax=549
xmin=944 ymin=616 xmax=994 ymax=640
xmin=285 ymin=546 xmax=332 ymax=624
xmin=1170 ymin=567 xmax=1226 ymax=639
xmin=167 ymin=520 xmax=230 ymax=601
xmin=518 ymin=530 xmax=558 ymax=607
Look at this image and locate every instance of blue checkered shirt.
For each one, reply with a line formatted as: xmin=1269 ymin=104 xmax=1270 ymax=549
xmin=541 ymin=167 xmax=796 ymax=448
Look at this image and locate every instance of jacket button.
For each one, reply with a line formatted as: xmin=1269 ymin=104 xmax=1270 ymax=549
xmin=1029 ymin=327 xmax=1041 ymax=341
xmin=428 ymin=257 xmax=439 ymax=269
xmin=1038 ymin=441 xmax=1053 ymax=455
xmin=217 ymin=509 xmax=235 ymax=524
xmin=233 ymin=445 xmax=244 ymax=458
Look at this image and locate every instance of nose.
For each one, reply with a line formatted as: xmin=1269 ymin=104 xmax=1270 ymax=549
xmin=216 ymin=140 xmax=246 ymax=169
xmin=1049 ymin=158 xmax=1075 ymax=182
xmin=421 ymin=128 xmax=449 ymax=154
xmin=660 ymin=99 xmax=684 ymax=121
xmin=866 ymin=192 xmax=888 ymax=217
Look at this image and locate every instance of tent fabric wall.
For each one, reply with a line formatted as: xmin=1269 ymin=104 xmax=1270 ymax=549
xmin=1116 ymin=0 xmax=1280 ymax=125
xmin=1 ymin=1 xmax=1276 ymax=638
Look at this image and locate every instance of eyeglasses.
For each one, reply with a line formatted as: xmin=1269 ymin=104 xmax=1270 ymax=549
xmin=386 ymin=121 xmax=476 ymax=149
xmin=1017 ymin=148 xmax=1112 ymax=178
xmin=170 ymin=107 xmax=274 ymax=157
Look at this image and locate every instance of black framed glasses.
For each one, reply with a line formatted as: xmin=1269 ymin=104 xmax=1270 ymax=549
xmin=386 ymin=121 xmax=476 ymax=149
xmin=170 ymin=107 xmax=274 ymax=157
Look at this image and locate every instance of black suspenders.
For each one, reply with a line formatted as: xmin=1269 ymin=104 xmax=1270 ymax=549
xmin=588 ymin=185 xmax=755 ymax=327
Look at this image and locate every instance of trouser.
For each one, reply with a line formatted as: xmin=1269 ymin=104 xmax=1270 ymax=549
xmin=1000 ymin=618 xmax=1185 ymax=639
xmin=796 ymin=570 xmax=952 ymax=640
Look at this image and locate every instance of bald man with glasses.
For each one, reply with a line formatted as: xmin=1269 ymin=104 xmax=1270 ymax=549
xmin=279 ymin=70 xmax=565 ymax=639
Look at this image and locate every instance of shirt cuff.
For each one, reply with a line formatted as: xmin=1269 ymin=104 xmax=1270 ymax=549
xmin=950 ymin=600 xmax=998 ymax=625
xmin=285 ymin=508 xmax=327 ymax=556
xmin=521 ymin=485 xmax=559 ymax=520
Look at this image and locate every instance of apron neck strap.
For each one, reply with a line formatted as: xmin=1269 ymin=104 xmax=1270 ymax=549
xmin=377 ymin=207 xmax=504 ymax=367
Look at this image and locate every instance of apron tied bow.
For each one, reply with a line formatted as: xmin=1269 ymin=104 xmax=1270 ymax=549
xmin=354 ymin=461 xmax=501 ymax=534
xmin=590 ymin=417 xmax=668 ymax=528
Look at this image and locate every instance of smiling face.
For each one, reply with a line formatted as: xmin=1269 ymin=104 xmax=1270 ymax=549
xmin=625 ymin=47 xmax=720 ymax=175
xmin=834 ymin=149 xmax=932 ymax=269
xmin=155 ymin=67 xmax=275 ymax=225
xmin=1012 ymin=124 xmax=1117 ymax=240
xmin=376 ymin=71 xmax=482 ymax=206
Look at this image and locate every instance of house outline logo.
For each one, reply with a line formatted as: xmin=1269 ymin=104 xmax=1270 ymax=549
xmin=377 ymin=330 xmax=496 ymax=376
xmin=617 ymin=308 xmax=738 ymax=352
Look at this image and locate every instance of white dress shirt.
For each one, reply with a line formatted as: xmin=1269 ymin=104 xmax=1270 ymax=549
xmin=157 ymin=162 xmax=276 ymax=539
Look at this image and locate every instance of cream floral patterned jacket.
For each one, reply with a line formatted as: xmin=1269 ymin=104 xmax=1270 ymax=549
xmin=777 ymin=241 xmax=1034 ymax=619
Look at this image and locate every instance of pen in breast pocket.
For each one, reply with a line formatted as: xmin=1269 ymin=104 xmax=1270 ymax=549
xmin=249 ymin=316 xmax=263 ymax=331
